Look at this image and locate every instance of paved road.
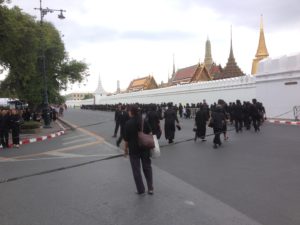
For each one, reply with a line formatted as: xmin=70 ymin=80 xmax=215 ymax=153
xmin=0 ymin=108 xmax=299 ymax=225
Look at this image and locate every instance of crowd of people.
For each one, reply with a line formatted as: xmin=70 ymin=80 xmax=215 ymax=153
xmin=0 ymin=104 xmax=67 ymax=149
xmin=0 ymin=109 xmax=23 ymax=149
xmin=83 ymin=98 xmax=266 ymax=149
xmin=82 ymin=99 xmax=265 ymax=195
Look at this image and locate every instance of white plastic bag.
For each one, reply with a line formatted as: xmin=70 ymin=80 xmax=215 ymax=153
xmin=151 ymin=135 xmax=160 ymax=158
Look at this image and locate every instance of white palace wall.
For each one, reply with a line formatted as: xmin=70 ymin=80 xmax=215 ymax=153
xmin=255 ymin=53 xmax=300 ymax=119
xmin=95 ymin=76 xmax=256 ymax=106
xmin=71 ymin=53 xmax=300 ymax=120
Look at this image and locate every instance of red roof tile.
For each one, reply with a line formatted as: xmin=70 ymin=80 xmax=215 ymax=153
xmin=173 ymin=64 xmax=198 ymax=81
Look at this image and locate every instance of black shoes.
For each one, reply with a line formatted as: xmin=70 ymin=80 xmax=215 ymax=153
xmin=148 ymin=190 xmax=154 ymax=195
xmin=168 ymin=139 xmax=174 ymax=144
xmin=135 ymin=190 xmax=154 ymax=195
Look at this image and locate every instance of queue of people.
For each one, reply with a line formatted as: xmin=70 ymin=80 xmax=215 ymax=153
xmin=85 ymin=98 xmax=265 ymax=150
xmin=81 ymin=99 xmax=266 ymax=195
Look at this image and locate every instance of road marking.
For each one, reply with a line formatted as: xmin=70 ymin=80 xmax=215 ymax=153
xmin=12 ymin=140 xmax=103 ymax=160
xmin=184 ymin=200 xmax=195 ymax=206
xmin=59 ymin=118 xmax=104 ymax=142
xmin=63 ymin=137 xmax=96 ymax=146
xmin=3 ymin=119 xmax=107 ymax=162
xmin=0 ymin=157 xmax=17 ymax=162
xmin=45 ymin=152 xmax=85 ymax=157
xmin=5 ymin=153 xmax=120 ymax=162
xmin=63 ymin=134 xmax=88 ymax=141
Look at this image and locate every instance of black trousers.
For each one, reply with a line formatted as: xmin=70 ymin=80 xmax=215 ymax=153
xmin=129 ymin=154 xmax=153 ymax=193
xmin=213 ymin=128 xmax=222 ymax=145
xmin=114 ymin=121 xmax=120 ymax=136
xmin=1 ymin=131 xmax=9 ymax=148
xmin=252 ymin=117 xmax=261 ymax=131
xmin=12 ymin=128 xmax=20 ymax=145
xmin=196 ymin=124 xmax=206 ymax=139
xmin=234 ymin=119 xmax=243 ymax=132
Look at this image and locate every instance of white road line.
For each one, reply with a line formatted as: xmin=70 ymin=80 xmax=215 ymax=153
xmin=63 ymin=134 xmax=88 ymax=141
xmin=63 ymin=137 xmax=96 ymax=145
xmin=45 ymin=152 xmax=84 ymax=157
xmin=2 ymin=153 xmax=120 ymax=162
xmin=0 ymin=157 xmax=17 ymax=162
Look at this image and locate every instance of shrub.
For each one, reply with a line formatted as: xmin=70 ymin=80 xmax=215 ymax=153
xmin=21 ymin=121 xmax=41 ymax=130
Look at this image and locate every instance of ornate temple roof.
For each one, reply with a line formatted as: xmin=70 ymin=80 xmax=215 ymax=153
xmin=127 ymin=75 xmax=158 ymax=92
xmin=171 ymin=64 xmax=198 ymax=84
xmin=209 ymin=63 xmax=223 ymax=80
xmin=220 ymin=28 xmax=245 ymax=79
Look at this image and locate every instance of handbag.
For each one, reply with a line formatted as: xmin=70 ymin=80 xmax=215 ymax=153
xmin=150 ymin=135 xmax=160 ymax=158
xmin=208 ymin=117 xmax=214 ymax=128
xmin=138 ymin=118 xmax=155 ymax=149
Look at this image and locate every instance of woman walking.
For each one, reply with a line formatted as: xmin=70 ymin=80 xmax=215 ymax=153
xmin=124 ymin=105 xmax=154 ymax=195
xmin=210 ymin=104 xmax=226 ymax=149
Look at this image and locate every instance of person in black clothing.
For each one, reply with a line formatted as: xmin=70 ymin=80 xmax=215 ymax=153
xmin=113 ymin=104 xmax=122 ymax=137
xmin=194 ymin=104 xmax=209 ymax=141
xmin=23 ymin=108 xmax=31 ymax=121
xmin=164 ymin=103 xmax=180 ymax=144
xmin=124 ymin=105 xmax=153 ymax=195
xmin=10 ymin=109 xmax=21 ymax=148
xmin=250 ymin=99 xmax=261 ymax=132
xmin=116 ymin=105 xmax=129 ymax=147
xmin=243 ymin=102 xmax=251 ymax=130
xmin=1 ymin=109 xmax=10 ymax=148
xmin=210 ymin=104 xmax=226 ymax=149
xmin=178 ymin=103 xmax=183 ymax=118
xmin=144 ymin=104 xmax=162 ymax=139
xmin=233 ymin=100 xmax=243 ymax=133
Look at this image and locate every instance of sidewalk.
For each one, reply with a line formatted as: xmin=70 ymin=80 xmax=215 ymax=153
xmin=7 ymin=120 xmax=66 ymax=148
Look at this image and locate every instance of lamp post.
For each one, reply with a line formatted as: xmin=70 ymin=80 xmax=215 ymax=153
xmin=34 ymin=0 xmax=66 ymax=128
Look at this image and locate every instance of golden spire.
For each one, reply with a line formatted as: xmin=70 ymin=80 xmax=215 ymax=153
xmin=251 ymin=15 xmax=269 ymax=75
xmin=255 ymin=15 xmax=269 ymax=58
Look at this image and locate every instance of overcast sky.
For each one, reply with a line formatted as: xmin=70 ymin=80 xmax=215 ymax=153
xmin=4 ymin=0 xmax=300 ymax=93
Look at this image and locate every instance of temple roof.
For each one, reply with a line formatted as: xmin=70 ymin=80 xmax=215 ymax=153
xmin=172 ymin=64 xmax=198 ymax=82
xmin=209 ymin=63 xmax=223 ymax=80
xmin=127 ymin=75 xmax=158 ymax=91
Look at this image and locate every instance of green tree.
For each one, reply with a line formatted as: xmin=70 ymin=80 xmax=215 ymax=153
xmin=0 ymin=3 xmax=89 ymax=107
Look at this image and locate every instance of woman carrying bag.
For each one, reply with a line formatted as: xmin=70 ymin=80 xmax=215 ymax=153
xmin=124 ymin=105 xmax=154 ymax=195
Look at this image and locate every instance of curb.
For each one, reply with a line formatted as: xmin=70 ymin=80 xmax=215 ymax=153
xmin=19 ymin=130 xmax=66 ymax=146
xmin=57 ymin=118 xmax=77 ymax=130
xmin=267 ymin=119 xmax=300 ymax=126
xmin=3 ymin=121 xmax=68 ymax=149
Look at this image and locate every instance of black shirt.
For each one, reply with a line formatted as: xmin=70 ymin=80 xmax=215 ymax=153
xmin=124 ymin=116 xmax=150 ymax=157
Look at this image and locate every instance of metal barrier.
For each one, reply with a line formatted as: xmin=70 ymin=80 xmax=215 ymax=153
xmin=293 ymin=106 xmax=300 ymax=121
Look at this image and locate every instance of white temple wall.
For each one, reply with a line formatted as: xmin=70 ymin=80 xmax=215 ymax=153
xmin=95 ymin=76 xmax=256 ymax=105
xmin=256 ymin=54 xmax=300 ymax=119
xmin=66 ymin=98 xmax=94 ymax=107
xmin=87 ymin=53 xmax=300 ymax=120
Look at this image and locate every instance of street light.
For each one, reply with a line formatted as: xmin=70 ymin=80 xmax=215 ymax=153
xmin=34 ymin=0 xmax=66 ymax=128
